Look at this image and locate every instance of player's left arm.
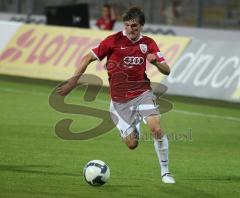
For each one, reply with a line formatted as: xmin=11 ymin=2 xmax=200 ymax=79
xmin=147 ymin=39 xmax=170 ymax=75
xmin=147 ymin=53 xmax=170 ymax=75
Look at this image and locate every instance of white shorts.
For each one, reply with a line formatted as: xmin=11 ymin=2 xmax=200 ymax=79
xmin=109 ymin=90 xmax=160 ymax=138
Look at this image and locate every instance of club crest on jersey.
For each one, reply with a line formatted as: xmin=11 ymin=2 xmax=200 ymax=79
xmin=139 ymin=44 xmax=147 ymax=54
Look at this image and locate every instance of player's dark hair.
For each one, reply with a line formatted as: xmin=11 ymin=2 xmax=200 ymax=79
xmin=122 ymin=6 xmax=145 ymax=26
xmin=103 ymin=4 xmax=111 ymax=9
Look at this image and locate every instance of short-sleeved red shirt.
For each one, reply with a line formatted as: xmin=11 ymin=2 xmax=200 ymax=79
xmin=92 ymin=31 xmax=165 ymax=102
xmin=96 ymin=17 xmax=115 ymax=30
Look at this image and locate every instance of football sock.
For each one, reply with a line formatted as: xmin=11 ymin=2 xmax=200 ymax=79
xmin=153 ymin=135 xmax=169 ymax=176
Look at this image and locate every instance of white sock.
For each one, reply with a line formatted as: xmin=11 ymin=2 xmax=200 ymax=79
xmin=153 ymin=135 xmax=169 ymax=176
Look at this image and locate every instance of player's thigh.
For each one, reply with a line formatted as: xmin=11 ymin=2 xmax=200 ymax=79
xmin=109 ymin=100 xmax=139 ymax=138
xmin=138 ymin=90 xmax=160 ymax=123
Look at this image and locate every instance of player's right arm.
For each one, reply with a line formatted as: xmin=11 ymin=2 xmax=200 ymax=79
xmin=57 ymin=35 xmax=112 ymax=96
xmin=57 ymin=52 xmax=97 ymax=96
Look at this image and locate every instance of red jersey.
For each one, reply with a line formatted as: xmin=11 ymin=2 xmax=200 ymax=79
xmin=96 ymin=17 xmax=115 ymax=30
xmin=92 ymin=31 xmax=165 ymax=102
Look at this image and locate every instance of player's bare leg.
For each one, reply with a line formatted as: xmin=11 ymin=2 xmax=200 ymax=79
xmin=123 ymin=130 xmax=139 ymax=150
xmin=146 ymin=115 xmax=175 ymax=184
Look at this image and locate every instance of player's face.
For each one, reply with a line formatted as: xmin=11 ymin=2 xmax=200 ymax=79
xmin=124 ymin=19 xmax=142 ymax=41
xmin=102 ymin=7 xmax=110 ymax=18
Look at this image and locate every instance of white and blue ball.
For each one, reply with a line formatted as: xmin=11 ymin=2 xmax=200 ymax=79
xmin=83 ymin=160 xmax=110 ymax=186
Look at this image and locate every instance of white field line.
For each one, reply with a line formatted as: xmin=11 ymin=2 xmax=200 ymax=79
xmin=0 ymin=87 xmax=240 ymax=122
xmin=171 ymin=109 xmax=240 ymax=122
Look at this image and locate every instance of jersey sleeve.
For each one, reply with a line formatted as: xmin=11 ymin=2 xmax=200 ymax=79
xmin=148 ymin=39 xmax=166 ymax=63
xmin=91 ymin=36 xmax=112 ymax=61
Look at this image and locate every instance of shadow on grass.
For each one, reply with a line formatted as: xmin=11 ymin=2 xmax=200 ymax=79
xmin=0 ymin=164 xmax=79 ymax=177
xmin=162 ymin=185 xmax=219 ymax=198
xmin=181 ymin=175 xmax=240 ymax=182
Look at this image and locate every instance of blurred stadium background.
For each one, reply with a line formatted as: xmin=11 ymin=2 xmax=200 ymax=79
xmin=0 ymin=0 xmax=240 ymax=29
xmin=0 ymin=0 xmax=240 ymax=197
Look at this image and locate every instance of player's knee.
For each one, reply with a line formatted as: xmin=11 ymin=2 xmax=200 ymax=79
xmin=151 ymin=127 xmax=164 ymax=139
xmin=127 ymin=140 xmax=138 ymax=150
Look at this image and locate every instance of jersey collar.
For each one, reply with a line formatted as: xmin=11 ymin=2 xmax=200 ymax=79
xmin=122 ymin=30 xmax=143 ymax=43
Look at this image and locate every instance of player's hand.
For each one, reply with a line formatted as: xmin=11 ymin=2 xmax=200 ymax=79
xmin=56 ymin=81 xmax=76 ymax=96
xmin=146 ymin=53 xmax=157 ymax=63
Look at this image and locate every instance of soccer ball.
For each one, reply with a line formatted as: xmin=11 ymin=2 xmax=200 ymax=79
xmin=83 ymin=160 xmax=110 ymax=186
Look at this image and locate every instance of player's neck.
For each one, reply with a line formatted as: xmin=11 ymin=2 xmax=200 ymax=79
xmin=131 ymin=35 xmax=140 ymax=41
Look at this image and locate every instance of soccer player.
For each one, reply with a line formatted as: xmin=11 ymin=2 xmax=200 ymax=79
xmin=57 ymin=7 xmax=175 ymax=184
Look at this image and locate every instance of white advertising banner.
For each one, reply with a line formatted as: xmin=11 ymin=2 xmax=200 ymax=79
xmin=162 ymin=39 xmax=240 ymax=103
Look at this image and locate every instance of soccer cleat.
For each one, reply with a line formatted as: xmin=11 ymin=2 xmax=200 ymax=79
xmin=162 ymin=173 xmax=175 ymax=184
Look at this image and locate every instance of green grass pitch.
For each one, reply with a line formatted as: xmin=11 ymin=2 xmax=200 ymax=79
xmin=0 ymin=76 xmax=240 ymax=198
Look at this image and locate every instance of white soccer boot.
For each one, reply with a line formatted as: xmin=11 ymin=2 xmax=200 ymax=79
xmin=162 ymin=173 xmax=176 ymax=184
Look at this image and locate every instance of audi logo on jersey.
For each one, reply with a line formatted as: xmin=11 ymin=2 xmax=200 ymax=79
xmin=123 ymin=56 xmax=145 ymax=65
